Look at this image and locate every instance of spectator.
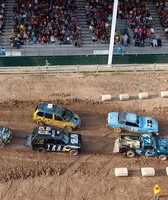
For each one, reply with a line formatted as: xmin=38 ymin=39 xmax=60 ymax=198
xmin=123 ymin=33 xmax=129 ymax=46
xmin=157 ymin=37 xmax=162 ymax=47
xmin=151 ymin=37 xmax=158 ymax=47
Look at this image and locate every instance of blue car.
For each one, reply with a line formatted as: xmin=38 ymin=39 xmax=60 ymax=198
xmin=114 ymin=133 xmax=168 ymax=161
xmin=107 ymin=112 xmax=159 ymax=135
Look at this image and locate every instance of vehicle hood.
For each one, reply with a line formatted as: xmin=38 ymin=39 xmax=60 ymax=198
xmin=0 ymin=127 xmax=12 ymax=144
xmin=141 ymin=117 xmax=158 ymax=133
xmin=156 ymin=137 xmax=168 ymax=153
xmin=69 ymin=133 xmax=82 ymax=148
xmin=108 ymin=112 xmax=119 ymax=127
xmin=70 ymin=113 xmax=81 ymax=128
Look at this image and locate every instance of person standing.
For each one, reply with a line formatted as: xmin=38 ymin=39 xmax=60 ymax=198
xmin=123 ymin=33 xmax=128 ymax=46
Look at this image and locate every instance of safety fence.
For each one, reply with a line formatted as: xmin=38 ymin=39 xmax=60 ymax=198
xmin=0 ymin=64 xmax=168 ymax=75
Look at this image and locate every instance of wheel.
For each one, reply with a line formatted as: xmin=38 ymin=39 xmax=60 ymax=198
xmin=37 ymin=120 xmax=45 ymax=126
xmin=126 ymin=150 xmax=135 ymax=158
xmin=70 ymin=149 xmax=79 ymax=156
xmin=159 ymin=154 xmax=167 ymax=161
xmin=0 ymin=141 xmax=5 ymax=148
xmin=37 ymin=147 xmax=46 ymax=153
xmin=113 ymin=127 xmax=122 ymax=134
xmin=64 ymin=126 xmax=73 ymax=132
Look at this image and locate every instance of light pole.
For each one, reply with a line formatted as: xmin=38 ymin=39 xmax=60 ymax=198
xmin=107 ymin=0 xmax=119 ymax=67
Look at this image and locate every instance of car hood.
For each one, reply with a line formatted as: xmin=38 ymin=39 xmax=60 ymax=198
xmin=141 ymin=117 xmax=158 ymax=133
xmin=69 ymin=133 xmax=82 ymax=148
xmin=156 ymin=137 xmax=168 ymax=153
xmin=70 ymin=113 xmax=81 ymax=128
xmin=108 ymin=112 xmax=119 ymax=127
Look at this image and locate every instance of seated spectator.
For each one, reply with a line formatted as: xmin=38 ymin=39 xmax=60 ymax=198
xmin=139 ymin=39 xmax=145 ymax=47
xmin=157 ymin=37 xmax=162 ymax=47
xmin=151 ymin=37 xmax=158 ymax=47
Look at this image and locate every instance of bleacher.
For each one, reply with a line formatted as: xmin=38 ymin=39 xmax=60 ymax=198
xmin=0 ymin=0 xmax=168 ymax=56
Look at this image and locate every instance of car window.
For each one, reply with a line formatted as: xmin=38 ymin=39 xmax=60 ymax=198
xmin=54 ymin=115 xmax=63 ymax=121
xmin=126 ymin=122 xmax=138 ymax=127
xmin=44 ymin=113 xmax=53 ymax=119
xmin=37 ymin=111 xmax=44 ymax=117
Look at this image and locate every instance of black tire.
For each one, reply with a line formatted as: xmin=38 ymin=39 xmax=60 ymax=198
xmin=159 ymin=154 xmax=167 ymax=161
xmin=70 ymin=149 xmax=79 ymax=156
xmin=126 ymin=150 xmax=135 ymax=158
xmin=64 ymin=126 xmax=73 ymax=132
xmin=0 ymin=141 xmax=5 ymax=148
xmin=37 ymin=147 xmax=46 ymax=153
xmin=37 ymin=120 xmax=45 ymax=126
xmin=113 ymin=127 xmax=122 ymax=134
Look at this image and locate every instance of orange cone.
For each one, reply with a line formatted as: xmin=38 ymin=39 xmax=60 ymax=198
xmin=154 ymin=184 xmax=163 ymax=196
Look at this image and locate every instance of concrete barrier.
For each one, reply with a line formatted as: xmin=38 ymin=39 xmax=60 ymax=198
xmin=119 ymin=94 xmax=129 ymax=101
xmin=141 ymin=167 xmax=155 ymax=176
xmin=166 ymin=167 xmax=168 ymax=175
xmin=115 ymin=168 xmax=128 ymax=177
xmin=161 ymin=91 xmax=168 ymax=98
xmin=102 ymin=94 xmax=112 ymax=101
xmin=139 ymin=92 xmax=149 ymax=99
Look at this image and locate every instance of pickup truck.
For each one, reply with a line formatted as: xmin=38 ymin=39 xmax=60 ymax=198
xmin=113 ymin=133 xmax=168 ymax=160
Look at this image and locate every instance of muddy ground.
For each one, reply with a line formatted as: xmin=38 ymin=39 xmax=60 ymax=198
xmin=0 ymin=72 xmax=168 ymax=200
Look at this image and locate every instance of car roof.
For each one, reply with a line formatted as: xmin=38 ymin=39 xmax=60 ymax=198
xmin=37 ymin=103 xmax=64 ymax=115
xmin=33 ymin=126 xmax=65 ymax=139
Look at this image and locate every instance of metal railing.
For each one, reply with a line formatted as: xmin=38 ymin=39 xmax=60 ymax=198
xmin=0 ymin=64 xmax=168 ymax=75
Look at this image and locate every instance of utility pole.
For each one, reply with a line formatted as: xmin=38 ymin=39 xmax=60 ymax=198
xmin=107 ymin=0 xmax=119 ymax=67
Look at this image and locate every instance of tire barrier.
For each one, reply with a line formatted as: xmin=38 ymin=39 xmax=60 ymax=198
xmin=114 ymin=168 xmax=128 ymax=177
xmin=119 ymin=94 xmax=129 ymax=101
xmin=161 ymin=91 xmax=168 ymax=98
xmin=102 ymin=94 xmax=112 ymax=101
xmin=141 ymin=167 xmax=155 ymax=177
xmin=139 ymin=92 xmax=149 ymax=99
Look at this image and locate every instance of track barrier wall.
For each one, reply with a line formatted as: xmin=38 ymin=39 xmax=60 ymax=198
xmin=0 ymin=54 xmax=168 ymax=66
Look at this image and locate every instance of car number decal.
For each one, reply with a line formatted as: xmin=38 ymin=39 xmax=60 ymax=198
xmin=131 ymin=127 xmax=138 ymax=132
xmin=47 ymin=144 xmax=62 ymax=151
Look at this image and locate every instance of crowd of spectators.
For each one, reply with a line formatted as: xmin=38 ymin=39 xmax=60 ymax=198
xmin=85 ymin=0 xmax=164 ymax=47
xmin=11 ymin=0 xmax=81 ymax=48
xmin=155 ymin=0 xmax=168 ymax=39
xmin=85 ymin=0 xmax=113 ymax=44
xmin=0 ymin=0 xmax=5 ymax=35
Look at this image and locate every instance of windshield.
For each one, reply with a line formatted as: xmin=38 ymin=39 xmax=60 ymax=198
xmin=63 ymin=133 xmax=69 ymax=144
xmin=118 ymin=112 xmax=126 ymax=124
xmin=62 ymin=110 xmax=72 ymax=122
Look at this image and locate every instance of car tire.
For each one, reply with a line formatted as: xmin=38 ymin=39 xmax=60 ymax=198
xmin=70 ymin=149 xmax=79 ymax=156
xmin=126 ymin=150 xmax=135 ymax=158
xmin=159 ymin=154 xmax=167 ymax=161
xmin=113 ymin=127 xmax=122 ymax=134
xmin=37 ymin=120 xmax=45 ymax=126
xmin=64 ymin=126 xmax=73 ymax=132
xmin=37 ymin=147 xmax=46 ymax=153
xmin=0 ymin=141 xmax=5 ymax=148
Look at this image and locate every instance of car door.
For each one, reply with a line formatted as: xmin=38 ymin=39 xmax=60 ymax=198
xmin=143 ymin=146 xmax=157 ymax=157
xmin=53 ymin=114 xmax=65 ymax=128
xmin=43 ymin=113 xmax=53 ymax=125
xmin=46 ymin=138 xmax=64 ymax=152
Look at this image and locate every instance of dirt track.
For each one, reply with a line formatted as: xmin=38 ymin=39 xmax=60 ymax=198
xmin=0 ymin=73 xmax=168 ymax=200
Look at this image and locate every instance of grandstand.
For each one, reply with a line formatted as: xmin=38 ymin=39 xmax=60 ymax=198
xmin=0 ymin=0 xmax=168 ymax=60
